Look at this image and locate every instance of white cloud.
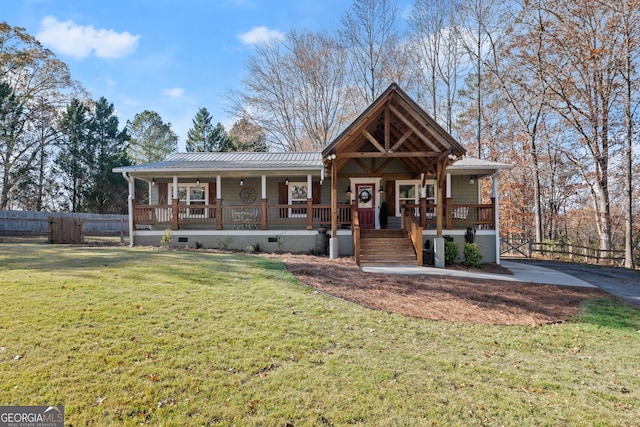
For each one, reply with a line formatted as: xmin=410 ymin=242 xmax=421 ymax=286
xmin=36 ymin=16 xmax=140 ymax=59
xmin=237 ymin=26 xmax=284 ymax=46
xmin=162 ymin=88 xmax=185 ymax=98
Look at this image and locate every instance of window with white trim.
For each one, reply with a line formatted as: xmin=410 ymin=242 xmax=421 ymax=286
xmin=289 ymin=182 xmax=307 ymax=217
xmin=396 ymin=180 xmax=436 ymax=216
xmin=170 ymin=183 xmax=208 ymax=217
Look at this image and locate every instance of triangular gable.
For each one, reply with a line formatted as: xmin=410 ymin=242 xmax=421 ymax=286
xmin=322 ymin=83 xmax=466 ymax=175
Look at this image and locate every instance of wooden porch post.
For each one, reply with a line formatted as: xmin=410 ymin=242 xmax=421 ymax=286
xmin=306 ymin=198 xmax=313 ymax=230
xmin=216 ymin=199 xmax=223 ymax=230
xmin=261 ymin=198 xmax=268 ymax=230
xmin=420 ymin=196 xmax=427 ymax=228
xmin=172 ymin=199 xmax=179 ymax=230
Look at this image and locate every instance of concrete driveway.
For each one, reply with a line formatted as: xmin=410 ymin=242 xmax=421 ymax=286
xmin=362 ymin=259 xmax=640 ymax=305
xmin=506 ymin=259 xmax=640 ymax=305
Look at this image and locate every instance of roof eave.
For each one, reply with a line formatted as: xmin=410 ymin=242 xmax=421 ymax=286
xmin=113 ymin=165 xmax=324 ymax=174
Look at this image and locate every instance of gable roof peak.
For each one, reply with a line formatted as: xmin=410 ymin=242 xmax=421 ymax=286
xmin=322 ymin=84 xmax=466 ymax=173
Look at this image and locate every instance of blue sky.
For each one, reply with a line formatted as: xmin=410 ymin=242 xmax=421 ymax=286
xmin=6 ymin=0 xmax=411 ymax=150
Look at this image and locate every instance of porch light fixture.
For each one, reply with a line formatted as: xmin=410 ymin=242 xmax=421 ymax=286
xmin=325 ymin=150 xmax=337 ymax=162
xmin=469 ymin=176 xmax=476 ymax=185
xmin=151 ymin=178 xmax=156 ymax=186
xmin=346 ymin=185 xmax=352 ymax=196
xmin=379 ymin=181 xmax=385 ymax=193
xmin=285 ymin=177 xmax=289 ymax=185
xmin=196 ymin=177 xmax=200 ymax=185
xmin=240 ymin=178 xmax=244 ymax=186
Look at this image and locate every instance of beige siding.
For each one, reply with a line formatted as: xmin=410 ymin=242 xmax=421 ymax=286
xmin=450 ymin=175 xmax=478 ymax=204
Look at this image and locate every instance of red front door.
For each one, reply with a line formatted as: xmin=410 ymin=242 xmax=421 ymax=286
xmin=356 ymin=183 xmax=376 ymax=229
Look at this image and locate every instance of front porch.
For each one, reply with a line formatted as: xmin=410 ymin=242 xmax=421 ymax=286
xmin=115 ymin=84 xmax=512 ymax=266
xmin=131 ymin=200 xmax=495 ymax=232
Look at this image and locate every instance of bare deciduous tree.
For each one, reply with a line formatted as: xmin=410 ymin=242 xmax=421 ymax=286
xmin=407 ymin=0 xmax=463 ymax=132
xmin=229 ymin=30 xmax=350 ymax=152
xmin=0 ymin=22 xmax=83 ymax=210
xmin=536 ymin=0 xmax=622 ymax=253
xmin=482 ymin=0 xmax=549 ymax=243
xmin=456 ymin=0 xmax=502 ymax=158
xmin=339 ymin=0 xmax=401 ymax=105
xmin=605 ymin=0 xmax=640 ymax=268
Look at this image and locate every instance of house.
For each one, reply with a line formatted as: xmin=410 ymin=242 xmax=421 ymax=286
xmin=114 ymin=84 xmax=512 ymax=267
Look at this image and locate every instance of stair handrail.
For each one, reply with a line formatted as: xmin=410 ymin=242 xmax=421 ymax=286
xmin=352 ymin=210 xmax=361 ymax=266
xmin=404 ymin=210 xmax=423 ymax=266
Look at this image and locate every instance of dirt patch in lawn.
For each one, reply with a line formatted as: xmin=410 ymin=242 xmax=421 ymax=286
xmin=268 ymin=254 xmax=609 ymax=326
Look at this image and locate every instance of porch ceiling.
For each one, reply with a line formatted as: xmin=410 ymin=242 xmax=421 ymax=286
xmin=322 ymin=83 xmax=466 ymax=176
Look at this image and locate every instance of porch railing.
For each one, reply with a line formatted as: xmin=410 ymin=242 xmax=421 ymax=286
xmin=132 ymin=200 xmax=353 ymax=230
xmin=403 ymin=201 xmax=495 ymax=230
xmin=132 ymin=199 xmax=495 ymax=231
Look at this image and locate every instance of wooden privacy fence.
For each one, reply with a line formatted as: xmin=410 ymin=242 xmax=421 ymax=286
xmin=1 ymin=210 xmax=128 ymax=243
xmin=500 ymin=238 xmax=639 ymax=267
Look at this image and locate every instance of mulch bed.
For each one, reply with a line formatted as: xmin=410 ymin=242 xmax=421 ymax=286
xmin=268 ymin=254 xmax=609 ymax=326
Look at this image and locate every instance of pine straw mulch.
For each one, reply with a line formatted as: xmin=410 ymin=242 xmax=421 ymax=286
xmin=266 ymin=254 xmax=609 ymax=326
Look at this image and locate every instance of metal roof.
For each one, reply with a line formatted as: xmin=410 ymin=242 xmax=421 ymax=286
xmin=447 ymin=157 xmax=514 ymax=177
xmin=113 ymin=151 xmax=323 ymax=174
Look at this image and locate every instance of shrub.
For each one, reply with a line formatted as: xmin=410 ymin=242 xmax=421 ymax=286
xmin=245 ymin=243 xmax=260 ymax=253
xmin=217 ymin=235 xmax=233 ymax=250
xmin=464 ymin=242 xmax=482 ymax=268
xmin=160 ymin=229 xmax=172 ymax=247
xmin=444 ymin=240 xmax=459 ymax=265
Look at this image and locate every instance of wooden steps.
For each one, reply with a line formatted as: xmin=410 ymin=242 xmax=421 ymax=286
xmin=359 ymin=229 xmax=417 ymax=266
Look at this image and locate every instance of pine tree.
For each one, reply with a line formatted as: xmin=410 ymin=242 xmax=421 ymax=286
xmin=83 ymin=97 xmax=131 ymax=214
xmin=186 ymin=107 xmax=213 ymax=152
xmin=56 ymin=99 xmax=90 ymax=212
xmin=186 ymin=107 xmax=234 ymax=151
xmin=127 ymin=110 xmax=178 ymax=164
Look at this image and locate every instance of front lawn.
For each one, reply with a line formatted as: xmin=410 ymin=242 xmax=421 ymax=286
xmin=0 ymin=245 xmax=638 ymax=425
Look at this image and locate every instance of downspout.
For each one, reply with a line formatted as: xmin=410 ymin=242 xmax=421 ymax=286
xmin=122 ymin=172 xmax=135 ymax=247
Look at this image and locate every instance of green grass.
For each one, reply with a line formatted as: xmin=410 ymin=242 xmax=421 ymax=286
xmin=1 ymin=244 xmax=639 ymax=426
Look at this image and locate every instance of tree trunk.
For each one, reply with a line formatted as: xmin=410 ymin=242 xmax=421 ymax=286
xmin=0 ymin=175 xmax=9 ymax=210
xmin=622 ymin=1 xmax=636 ymax=269
xmin=36 ymin=144 xmax=45 ymax=211
xmin=529 ymin=134 xmax=543 ymax=243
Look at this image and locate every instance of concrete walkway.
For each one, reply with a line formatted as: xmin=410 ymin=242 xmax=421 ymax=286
xmin=361 ymin=260 xmax=596 ymax=288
